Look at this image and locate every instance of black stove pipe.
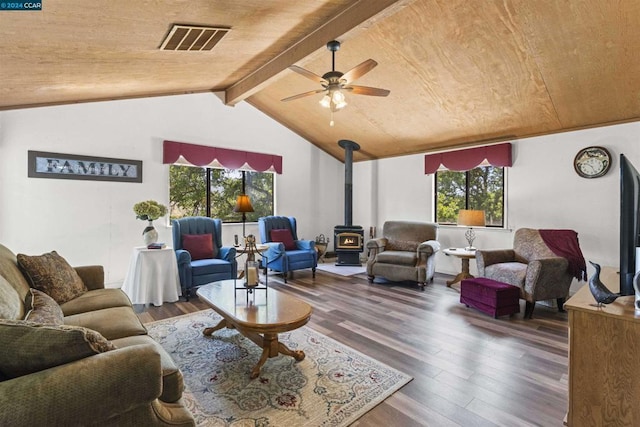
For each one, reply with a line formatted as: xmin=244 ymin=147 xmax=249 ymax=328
xmin=338 ymin=139 xmax=360 ymax=227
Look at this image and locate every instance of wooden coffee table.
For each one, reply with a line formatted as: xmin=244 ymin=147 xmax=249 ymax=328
xmin=196 ymin=280 xmax=312 ymax=379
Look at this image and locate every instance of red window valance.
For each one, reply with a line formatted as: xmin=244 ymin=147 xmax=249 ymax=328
xmin=424 ymin=143 xmax=512 ymax=174
xmin=163 ymin=140 xmax=282 ymax=174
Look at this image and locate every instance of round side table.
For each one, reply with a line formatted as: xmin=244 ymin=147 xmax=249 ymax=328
xmin=443 ymin=248 xmax=476 ymax=287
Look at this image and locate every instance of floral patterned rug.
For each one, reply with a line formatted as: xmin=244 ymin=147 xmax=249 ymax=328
xmin=146 ymin=309 xmax=412 ymax=426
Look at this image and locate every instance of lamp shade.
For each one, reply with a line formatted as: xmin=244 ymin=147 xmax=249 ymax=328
xmin=233 ymin=194 xmax=254 ymax=213
xmin=457 ymin=209 xmax=486 ymax=227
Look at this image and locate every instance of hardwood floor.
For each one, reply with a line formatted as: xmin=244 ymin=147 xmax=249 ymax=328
xmin=138 ymin=269 xmax=569 ymax=426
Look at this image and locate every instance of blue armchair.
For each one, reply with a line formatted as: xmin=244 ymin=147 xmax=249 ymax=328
xmin=172 ymin=217 xmax=237 ymax=299
xmin=258 ymin=216 xmax=317 ymax=283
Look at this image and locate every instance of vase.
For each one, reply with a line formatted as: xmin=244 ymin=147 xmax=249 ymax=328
xmin=143 ymin=220 xmax=158 ymax=246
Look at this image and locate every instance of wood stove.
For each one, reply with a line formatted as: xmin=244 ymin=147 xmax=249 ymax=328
xmin=334 ymin=226 xmax=364 ymax=265
xmin=336 ymin=232 xmax=362 ymax=249
xmin=334 ymin=139 xmax=364 ymax=266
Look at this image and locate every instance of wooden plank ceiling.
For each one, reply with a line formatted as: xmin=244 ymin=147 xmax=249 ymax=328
xmin=1 ymin=0 xmax=639 ymax=162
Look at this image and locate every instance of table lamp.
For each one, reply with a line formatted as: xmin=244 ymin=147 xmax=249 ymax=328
xmin=457 ymin=209 xmax=485 ymax=250
xmin=233 ymin=194 xmax=254 ymax=238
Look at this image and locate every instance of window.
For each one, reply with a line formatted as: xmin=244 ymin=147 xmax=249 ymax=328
xmin=169 ymin=165 xmax=274 ymax=222
xmin=435 ymin=166 xmax=504 ymax=226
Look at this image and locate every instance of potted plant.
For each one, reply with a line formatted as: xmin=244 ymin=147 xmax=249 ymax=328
xmin=133 ymin=200 xmax=168 ymax=245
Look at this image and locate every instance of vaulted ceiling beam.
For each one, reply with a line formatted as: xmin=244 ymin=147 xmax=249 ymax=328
xmin=224 ymin=0 xmax=406 ymax=106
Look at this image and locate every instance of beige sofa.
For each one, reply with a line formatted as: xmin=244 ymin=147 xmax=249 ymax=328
xmin=0 ymin=244 xmax=195 ymax=427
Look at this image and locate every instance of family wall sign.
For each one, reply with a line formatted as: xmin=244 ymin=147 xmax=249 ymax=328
xmin=28 ymin=151 xmax=142 ymax=183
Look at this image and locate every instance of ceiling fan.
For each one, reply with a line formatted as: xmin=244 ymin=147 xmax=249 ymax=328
xmin=281 ymin=40 xmax=390 ymax=125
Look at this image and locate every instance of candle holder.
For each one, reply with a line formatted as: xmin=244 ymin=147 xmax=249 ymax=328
xmin=234 ymin=235 xmax=268 ymax=298
xmin=245 ymin=260 xmax=260 ymax=288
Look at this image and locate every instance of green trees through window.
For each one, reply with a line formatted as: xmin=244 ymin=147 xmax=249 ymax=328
xmin=435 ymin=166 xmax=504 ymax=226
xmin=169 ymin=165 xmax=274 ymax=222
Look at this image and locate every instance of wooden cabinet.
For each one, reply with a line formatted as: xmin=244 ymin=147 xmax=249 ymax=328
xmin=565 ymin=267 xmax=640 ymax=426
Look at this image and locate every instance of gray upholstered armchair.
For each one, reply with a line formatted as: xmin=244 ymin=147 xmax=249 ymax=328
xmin=366 ymin=221 xmax=440 ymax=290
xmin=476 ymin=228 xmax=585 ymax=318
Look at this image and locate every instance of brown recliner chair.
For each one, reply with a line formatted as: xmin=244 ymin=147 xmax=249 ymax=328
xmin=476 ymin=228 xmax=585 ymax=318
xmin=366 ymin=221 xmax=440 ymax=290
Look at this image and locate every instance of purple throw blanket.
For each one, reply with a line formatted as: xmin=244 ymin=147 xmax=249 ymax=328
xmin=539 ymin=229 xmax=587 ymax=281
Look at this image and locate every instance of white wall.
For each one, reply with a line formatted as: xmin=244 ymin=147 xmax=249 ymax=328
xmin=0 ymin=93 xmax=343 ymax=286
xmin=354 ymin=121 xmax=640 ymax=291
xmin=2 ymin=91 xmax=638 ymax=291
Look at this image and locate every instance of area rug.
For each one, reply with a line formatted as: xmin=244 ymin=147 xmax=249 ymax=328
xmin=146 ymin=309 xmax=412 ymax=426
xmin=315 ymin=263 xmax=366 ymax=276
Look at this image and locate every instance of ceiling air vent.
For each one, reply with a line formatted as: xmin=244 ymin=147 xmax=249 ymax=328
xmin=160 ymin=24 xmax=230 ymax=51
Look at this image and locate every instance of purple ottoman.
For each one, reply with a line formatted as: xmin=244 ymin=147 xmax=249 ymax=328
xmin=460 ymin=277 xmax=520 ymax=318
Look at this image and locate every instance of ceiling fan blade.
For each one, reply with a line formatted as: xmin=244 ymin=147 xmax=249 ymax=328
xmin=281 ymin=89 xmax=326 ymax=102
xmin=345 ymin=85 xmax=390 ymax=97
xmin=341 ymin=59 xmax=378 ymax=84
xmin=288 ymin=65 xmax=327 ymax=84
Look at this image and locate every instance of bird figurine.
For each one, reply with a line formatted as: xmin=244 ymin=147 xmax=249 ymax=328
xmin=588 ymin=261 xmax=620 ymax=307
xmin=634 ymin=271 xmax=640 ymax=311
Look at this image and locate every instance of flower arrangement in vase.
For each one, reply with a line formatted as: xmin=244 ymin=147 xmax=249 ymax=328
xmin=133 ymin=200 xmax=168 ymax=245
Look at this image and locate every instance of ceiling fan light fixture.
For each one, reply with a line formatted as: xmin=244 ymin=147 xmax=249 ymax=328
xmin=319 ymin=89 xmax=347 ymax=110
xmin=334 ymin=100 xmax=347 ymax=110
xmin=319 ymin=94 xmax=331 ymax=108
xmin=332 ymin=90 xmax=347 ymax=108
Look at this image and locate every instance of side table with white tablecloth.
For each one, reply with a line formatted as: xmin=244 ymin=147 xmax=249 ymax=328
xmin=122 ymin=246 xmax=181 ymax=306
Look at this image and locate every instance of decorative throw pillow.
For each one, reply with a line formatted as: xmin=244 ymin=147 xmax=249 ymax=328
xmin=0 ymin=275 xmax=23 ymax=320
xmin=0 ymin=319 xmax=116 ymax=379
xmin=270 ymin=228 xmax=297 ymax=250
xmin=182 ymin=233 xmax=217 ymax=260
xmin=24 ymin=288 xmax=64 ymax=325
xmin=386 ymin=240 xmax=419 ymax=252
xmin=17 ymin=251 xmax=87 ymax=304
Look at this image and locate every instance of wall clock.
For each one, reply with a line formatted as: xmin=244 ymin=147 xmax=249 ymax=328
xmin=574 ymin=146 xmax=611 ymax=178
